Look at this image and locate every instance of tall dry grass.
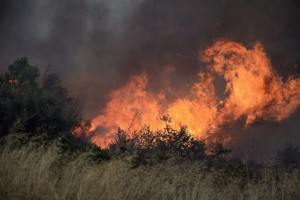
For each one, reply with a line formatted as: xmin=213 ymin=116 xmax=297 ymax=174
xmin=0 ymin=134 xmax=300 ymax=200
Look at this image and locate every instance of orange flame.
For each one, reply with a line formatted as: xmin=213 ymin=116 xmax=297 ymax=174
xmin=89 ymin=40 xmax=300 ymax=147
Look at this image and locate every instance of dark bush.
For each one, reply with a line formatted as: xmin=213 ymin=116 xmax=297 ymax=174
xmin=107 ymin=116 xmax=232 ymax=166
xmin=209 ymin=142 xmax=232 ymax=159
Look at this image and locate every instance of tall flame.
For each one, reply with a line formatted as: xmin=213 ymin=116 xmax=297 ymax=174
xmin=89 ymin=40 xmax=300 ymax=147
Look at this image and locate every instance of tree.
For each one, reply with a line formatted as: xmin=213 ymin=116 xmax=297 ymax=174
xmin=0 ymin=58 xmax=38 ymax=135
xmin=7 ymin=57 xmax=39 ymax=87
xmin=0 ymin=58 xmax=83 ymax=137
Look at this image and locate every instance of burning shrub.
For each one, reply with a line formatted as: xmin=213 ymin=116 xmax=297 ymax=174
xmin=90 ymin=40 xmax=300 ymax=148
xmin=107 ymin=116 xmax=233 ymax=166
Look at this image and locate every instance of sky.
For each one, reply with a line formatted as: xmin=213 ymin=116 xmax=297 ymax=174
xmin=0 ymin=0 xmax=299 ymax=161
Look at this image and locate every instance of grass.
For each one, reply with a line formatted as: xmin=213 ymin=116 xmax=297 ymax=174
xmin=0 ymin=134 xmax=300 ymax=200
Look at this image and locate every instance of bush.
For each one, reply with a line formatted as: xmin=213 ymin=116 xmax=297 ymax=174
xmin=108 ymin=116 xmax=232 ymax=167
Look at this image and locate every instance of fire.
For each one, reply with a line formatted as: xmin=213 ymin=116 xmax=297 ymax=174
xmin=90 ymin=73 xmax=166 ymax=147
xmin=202 ymin=41 xmax=300 ymax=125
xmin=89 ymin=40 xmax=300 ymax=147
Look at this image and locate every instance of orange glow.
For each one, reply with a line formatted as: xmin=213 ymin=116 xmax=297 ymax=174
xmin=202 ymin=41 xmax=300 ymax=125
xmin=88 ymin=40 xmax=300 ymax=147
xmin=90 ymin=73 xmax=166 ymax=147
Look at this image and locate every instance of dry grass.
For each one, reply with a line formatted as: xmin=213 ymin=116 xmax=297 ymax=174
xmin=0 ymin=134 xmax=300 ymax=200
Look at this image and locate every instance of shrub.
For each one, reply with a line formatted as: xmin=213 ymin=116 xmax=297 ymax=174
xmin=108 ymin=116 xmax=232 ymax=166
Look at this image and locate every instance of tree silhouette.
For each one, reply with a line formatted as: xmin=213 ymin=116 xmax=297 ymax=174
xmin=0 ymin=58 xmax=82 ymax=137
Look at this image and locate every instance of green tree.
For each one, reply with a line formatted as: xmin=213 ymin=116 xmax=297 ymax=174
xmin=7 ymin=57 xmax=39 ymax=87
xmin=0 ymin=58 xmax=83 ymax=137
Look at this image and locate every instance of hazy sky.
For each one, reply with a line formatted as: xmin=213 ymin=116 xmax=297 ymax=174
xmin=0 ymin=0 xmax=299 ymax=161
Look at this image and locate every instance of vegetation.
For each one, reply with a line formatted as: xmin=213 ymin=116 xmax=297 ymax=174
xmin=0 ymin=58 xmax=300 ymax=199
xmin=1 ymin=134 xmax=300 ymax=200
xmin=108 ymin=121 xmax=231 ymax=167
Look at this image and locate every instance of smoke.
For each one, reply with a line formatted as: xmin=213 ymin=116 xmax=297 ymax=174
xmin=0 ymin=0 xmax=299 ymax=161
xmin=0 ymin=0 xmax=146 ymax=115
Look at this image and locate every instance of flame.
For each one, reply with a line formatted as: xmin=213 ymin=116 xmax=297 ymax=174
xmin=202 ymin=41 xmax=300 ymax=125
xmin=89 ymin=40 xmax=300 ymax=147
xmin=90 ymin=73 xmax=166 ymax=147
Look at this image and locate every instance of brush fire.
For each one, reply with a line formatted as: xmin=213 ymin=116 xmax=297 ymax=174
xmin=88 ymin=40 xmax=300 ymax=147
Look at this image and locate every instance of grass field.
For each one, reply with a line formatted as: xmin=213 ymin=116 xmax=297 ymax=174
xmin=1 ymin=134 xmax=300 ymax=200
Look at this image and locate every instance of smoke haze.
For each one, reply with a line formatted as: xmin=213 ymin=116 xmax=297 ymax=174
xmin=0 ymin=0 xmax=299 ymax=161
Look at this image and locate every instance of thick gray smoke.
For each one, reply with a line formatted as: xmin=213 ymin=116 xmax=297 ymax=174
xmin=0 ymin=0 xmax=299 ymax=161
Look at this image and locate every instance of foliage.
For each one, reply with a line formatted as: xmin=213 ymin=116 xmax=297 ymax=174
xmin=1 ymin=141 xmax=300 ymax=200
xmin=209 ymin=142 xmax=232 ymax=159
xmin=0 ymin=58 xmax=111 ymax=162
xmin=0 ymin=58 xmax=83 ymax=137
xmin=108 ymin=116 xmax=232 ymax=166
